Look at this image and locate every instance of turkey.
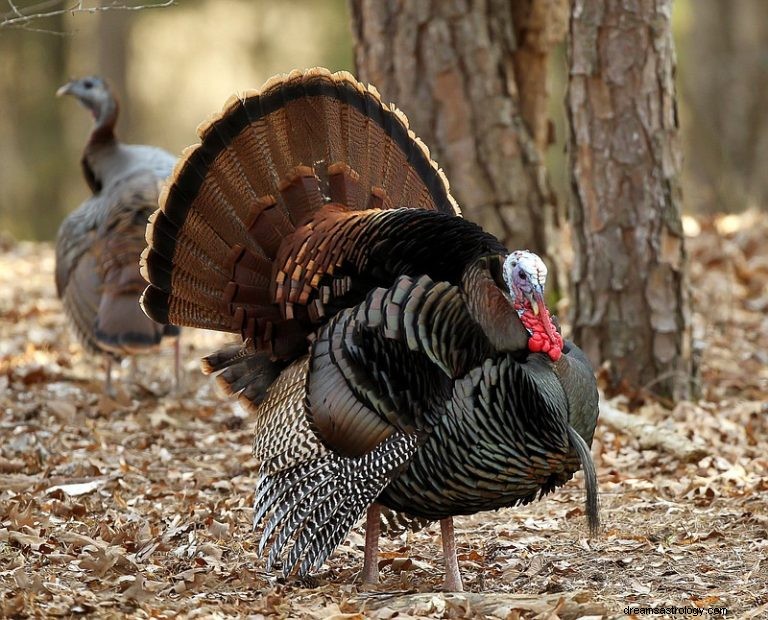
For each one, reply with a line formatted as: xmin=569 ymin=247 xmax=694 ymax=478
xmin=56 ymin=76 xmax=181 ymax=392
xmin=140 ymin=68 xmax=599 ymax=591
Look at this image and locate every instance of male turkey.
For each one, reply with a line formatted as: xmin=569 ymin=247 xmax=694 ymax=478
xmin=141 ymin=68 xmax=599 ymax=591
xmin=56 ymin=76 xmax=181 ymax=392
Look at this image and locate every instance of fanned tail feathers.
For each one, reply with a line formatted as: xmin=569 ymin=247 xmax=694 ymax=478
xmin=141 ymin=68 xmax=462 ymax=359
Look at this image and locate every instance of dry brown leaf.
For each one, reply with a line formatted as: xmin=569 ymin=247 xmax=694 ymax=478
xmin=46 ymin=400 xmax=77 ymax=418
xmin=46 ymin=478 xmax=107 ymax=497
xmin=123 ymin=574 xmax=153 ymax=603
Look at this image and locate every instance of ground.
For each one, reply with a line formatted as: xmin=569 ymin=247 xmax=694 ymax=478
xmin=0 ymin=214 xmax=766 ymax=619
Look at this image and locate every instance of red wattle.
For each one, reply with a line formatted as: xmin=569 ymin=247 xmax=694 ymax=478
xmin=516 ymin=301 xmax=564 ymax=362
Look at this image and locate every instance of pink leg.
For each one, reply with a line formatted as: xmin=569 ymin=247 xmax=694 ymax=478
xmin=440 ymin=517 xmax=463 ymax=592
xmin=173 ymin=336 xmax=181 ymax=392
xmin=362 ymin=503 xmax=381 ymax=584
xmin=104 ymin=358 xmax=113 ymax=396
xmin=128 ymin=356 xmax=138 ymax=384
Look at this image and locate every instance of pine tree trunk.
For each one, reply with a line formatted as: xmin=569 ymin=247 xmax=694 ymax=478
xmin=349 ymin=0 xmax=567 ymax=290
xmin=567 ymin=0 xmax=693 ymax=400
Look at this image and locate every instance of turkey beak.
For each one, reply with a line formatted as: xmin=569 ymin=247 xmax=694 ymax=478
xmin=56 ymin=82 xmax=73 ymax=97
xmin=526 ymin=285 xmax=545 ymax=316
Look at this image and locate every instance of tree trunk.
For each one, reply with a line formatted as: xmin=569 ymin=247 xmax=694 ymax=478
xmin=98 ymin=1 xmax=132 ymax=137
xmin=567 ymin=0 xmax=693 ymax=400
xmin=0 ymin=12 xmax=68 ymax=240
xmin=349 ymin=0 xmax=567 ymax=292
xmin=677 ymin=0 xmax=768 ymax=214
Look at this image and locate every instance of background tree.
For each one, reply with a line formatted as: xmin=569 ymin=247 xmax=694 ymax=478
xmin=98 ymin=1 xmax=133 ymax=131
xmin=567 ymin=0 xmax=693 ymax=400
xmin=349 ymin=0 xmax=568 ymax=291
xmin=0 ymin=11 xmax=68 ymax=240
xmin=677 ymin=0 xmax=768 ymax=214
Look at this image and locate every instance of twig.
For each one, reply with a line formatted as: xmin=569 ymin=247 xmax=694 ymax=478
xmin=1 ymin=0 xmax=175 ymax=31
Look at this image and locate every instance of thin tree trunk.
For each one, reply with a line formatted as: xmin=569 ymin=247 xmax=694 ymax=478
xmin=678 ymin=0 xmax=768 ymax=213
xmin=0 ymin=12 xmax=68 ymax=240
xmin=349 ymin=0 xmax=567 ymax=291
xmin=567 ymin=0 xmax=693 ymax=400
xmin=98 ymin=0 xmax=132 ymax=135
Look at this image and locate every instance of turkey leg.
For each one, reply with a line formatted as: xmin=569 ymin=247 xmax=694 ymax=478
xmin=104 ymin=358 xmax=113 ymax=396
xmin=440 ymin=517 xmax=464 ymax=592
xmin=128 ymin=356 xmax=138 ymax=384
xmin=173 ymin=336 xmax=182 ymax=393
xmin=362 ymin=503 xmax=381 ymax=583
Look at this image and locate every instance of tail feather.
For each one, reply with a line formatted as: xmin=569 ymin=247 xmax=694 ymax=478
xmin=201 ymin=340 xmax=282 ymax=406
xmin=277 ymin=167 xmax=325 ymax=228
xmin=141 ymin=209 xmax=233 ymax=292
xmin=327 ymin=163 xmax=362 ymax=209
xmin=567 ymin=425 xmax=600 ymax=537
xmin=140 ymin=285 xmax=231 ymax=332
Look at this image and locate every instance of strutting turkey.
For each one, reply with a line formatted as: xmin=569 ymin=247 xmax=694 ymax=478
xmin=140 ymin=68 xmax=600 ymax=591
xmin=56 ymin=76 xmax=181 ymax=392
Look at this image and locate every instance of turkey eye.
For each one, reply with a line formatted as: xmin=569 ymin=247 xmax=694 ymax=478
xmin=83 ymin=80 xmax=93 ymax=89
xmin=519 ymin=272 xmax=527 ymax=280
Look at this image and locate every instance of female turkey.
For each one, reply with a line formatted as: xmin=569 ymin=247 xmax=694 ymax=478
xmin=56 ymin=76 xmax=181 ymax=392
xmin=140 ymin=68 xmax=599 ymax=591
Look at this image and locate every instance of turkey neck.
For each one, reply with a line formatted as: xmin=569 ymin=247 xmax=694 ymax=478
xmin=81 ymin=96 xmax=118 ymax=192
xmin=461 ymin=257 xmax=529 ymax=353
xmin=88 ymin=96 xmax=118 ymax=149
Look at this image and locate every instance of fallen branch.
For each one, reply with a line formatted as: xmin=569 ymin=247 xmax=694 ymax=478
xmin=599 ymin=399 xmax=708 ymax=463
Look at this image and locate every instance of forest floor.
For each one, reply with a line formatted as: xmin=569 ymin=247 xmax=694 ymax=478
xmin=0 ymin=213 xmax=767 ymax=620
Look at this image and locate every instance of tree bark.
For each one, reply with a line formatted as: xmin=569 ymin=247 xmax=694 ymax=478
xmin=567 ymin=0 xmax=693 ymax=400
xmin=349 ymin=0 xmax=567 ymax=291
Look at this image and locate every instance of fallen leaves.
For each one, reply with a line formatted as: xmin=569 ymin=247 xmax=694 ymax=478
xmin=1 ymin=225 xmax=767 ymax=617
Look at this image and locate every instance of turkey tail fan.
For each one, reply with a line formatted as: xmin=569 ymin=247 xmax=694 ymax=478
xmin=141 ymin=67 xmax=460 ymax=343
xmin=566 ymin=426 xmax=600 ymax=537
